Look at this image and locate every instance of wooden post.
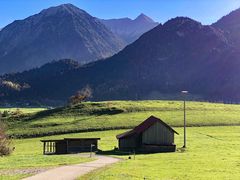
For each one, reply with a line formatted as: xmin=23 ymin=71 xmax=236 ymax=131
xmin=43 ymin=142 xmax=46 ymax=155
xmin=47 ymin=142 xmax=49 ymax=153
xmin=50 ymin=142 xmax=52 ymax=153
xmin=53 ymin=142 xmax=55 ymax=153
xmin=66 ymin=140 xmax=68 ymax=154
xmin=90 ymin=144 xmax=92 ymax=158
xmin=90 ymin=144 xmax=95 ymax=158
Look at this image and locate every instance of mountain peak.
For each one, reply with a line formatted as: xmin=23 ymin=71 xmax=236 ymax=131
xmin=59 ymin=3 xmax=75 ymax=8
xmin=0 ymin=3 xmax=124 ymax=74
xmin=163 ymin=17 xmax=201 ymax=30
xmin=40 ymin=3 xmax=86 ymax=17
xmin=166 ymin=17 xmax=200 ymax=24
xmin=57 ymin=3 xmax=83 ymax=11
xmin=135 ymin=13 xmax=155 ymax=23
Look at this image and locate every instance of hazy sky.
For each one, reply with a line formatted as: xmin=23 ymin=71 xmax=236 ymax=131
xmin=1 ymin=0 xmax=240 ymax=28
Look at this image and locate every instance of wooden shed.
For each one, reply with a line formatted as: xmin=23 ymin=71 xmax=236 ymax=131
xmin=116 ymin=116 xmax=178 ymax=152
xmin=41 ymin=138 xmax=100 ymax=155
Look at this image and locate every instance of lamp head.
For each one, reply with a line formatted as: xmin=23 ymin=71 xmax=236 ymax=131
xmin=181 ymin=91 xmax=188 ymax=94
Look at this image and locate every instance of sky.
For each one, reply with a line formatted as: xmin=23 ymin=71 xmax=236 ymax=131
xmin=1 ymin=0 xmax=240 ymax=28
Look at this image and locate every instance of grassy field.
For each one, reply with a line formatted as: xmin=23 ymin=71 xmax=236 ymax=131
xmin=0 ymin=129 xmax=124 ymax=180
xmin=3 ymin=100 xmax=240 ymax=138
xmin=79 ymin=126 xmax=240 ymax=180
xmin=1 ymin=101 xmax=240 ymax=179
xmin=0 ymin=108 xmax=45 ymax=114
xmin=1 ymin=126 xmax=239 ymax=179
xmin=0 ymin=136 xmax=95 ymax=180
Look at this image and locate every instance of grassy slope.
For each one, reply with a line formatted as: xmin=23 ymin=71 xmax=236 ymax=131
xmin=0 ymin=108 xmax=45 ymax=114
xmin=79 ymin=126 xmax=240 ymax=180
xmin=1 ymin=126 xmax=239 ymax=180
xmin=0 ymin=136 xmax=95 ymax=180
xmin=1 ymin=101 xmax=240 ymax=179
xmin=4 ymin=100 xmax=240 ymax=138
xmin=0 ymin=129 xmax=122 ymax=180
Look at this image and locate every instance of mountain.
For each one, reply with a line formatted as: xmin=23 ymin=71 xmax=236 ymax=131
xmin=0 ymin=4 xmax=124 ymax=74
xmin=100 ymin=13 xmax=159 ymax=44
xmin=2 ymin=16 xmax=240 ymax=105
xmin=213 ymin=8 xmax=240 ymax=45
xmin=0 ymin=59 xmax=81 ymax=105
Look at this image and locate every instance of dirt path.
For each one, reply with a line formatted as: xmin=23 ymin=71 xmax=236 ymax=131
xmin=0 ymin=167 xmax=50 ymax=176
xmin=22 ymin=155 xmax=121 ymax=180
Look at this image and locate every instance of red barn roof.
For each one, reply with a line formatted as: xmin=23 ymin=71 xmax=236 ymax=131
xmin=116 ymin=115 xmax=179 ymax=139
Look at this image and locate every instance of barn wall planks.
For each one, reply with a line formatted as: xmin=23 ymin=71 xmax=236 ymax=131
xmin=119 ymin=136 xmax=137 ymax=149
xmin=142 ymin=122 xmax=174 ymax=145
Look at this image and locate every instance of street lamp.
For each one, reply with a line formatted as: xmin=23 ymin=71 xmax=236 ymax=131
xmin=181 ymin=90 xmax=188 ymax=148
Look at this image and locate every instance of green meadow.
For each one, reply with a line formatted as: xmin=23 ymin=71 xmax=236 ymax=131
xmin=79 ymin=126 xmax=240 ymax=180
xmin=0 ymin=127 xmax=239 ymax=180
xmin=0 ymin=108 xmax=46 ymax=114
xmin=0 ymin=101 xmax=240 ymax=179
xmin=3 ymin=101 xmax=240 ymax=138
xmin=0 ymin=134 xmax=97 ymax=180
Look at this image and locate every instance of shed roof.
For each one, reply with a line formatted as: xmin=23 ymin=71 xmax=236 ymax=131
xmin=116 ymin=115 xmax=179 ymax=139
xmin=64 ymin=138 xmax=101 ymax=140
xmin=40 ymin=139 xmax=64 ymax=142
xmin=41 ymin=138 xmax=100 ymax=142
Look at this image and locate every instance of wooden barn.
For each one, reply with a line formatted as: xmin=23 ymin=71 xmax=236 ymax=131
xmin=41 ymin=138 xmax=100 ymax=155
xmin=116 ymin=116 xmax=178 ymax=152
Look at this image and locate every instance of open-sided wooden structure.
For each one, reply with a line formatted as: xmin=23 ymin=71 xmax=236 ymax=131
xmin=116 ymin=116 xmax=178 ymax=152
xmin=41 ymin=138 xmax=100 ymax=155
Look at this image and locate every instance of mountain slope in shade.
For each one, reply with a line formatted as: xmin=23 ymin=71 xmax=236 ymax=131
xmin=0 ymin=4 xmax=124 ymax=74
xmin=213 ymin=8 xmax=240 ymax=46
xmin=2 ymin=17 xmax=240 ymax=105
xmin=100 ymin=13 xmax=159 ymax=44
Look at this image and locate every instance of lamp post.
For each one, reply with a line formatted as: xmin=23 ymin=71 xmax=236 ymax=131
xmin=181 ymin=90 xmax=188 ymax=148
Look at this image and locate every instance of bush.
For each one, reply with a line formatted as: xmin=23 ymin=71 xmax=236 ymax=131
xmin=69 ymin=86 xmax=92 ymax=105
xmin=12 ymin=109 xmax=23 ymax=118
xmin=0 ymin=122 xmax=13 ymax=156
xmin=2 ymin=110 xmax=10 ymax=118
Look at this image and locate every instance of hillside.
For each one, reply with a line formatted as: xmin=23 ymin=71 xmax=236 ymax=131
xmin=0 ymin=4 xmax=124 ymax=74
xmin=0 ymin=59 xmax=81 ymax=106
xmin=213 ymin=7 xmax=240 ymax=46
xmin=2 ymin=15 xmax=240 ymax=104
xmin=3 ymin=100 xmax=240 ymax=138
xmin=100 ymin=13 xmax=159 ymax=44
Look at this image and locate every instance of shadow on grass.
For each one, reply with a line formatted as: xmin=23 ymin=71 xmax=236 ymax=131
xmin=97 ymin=149 xmax=177 ymax=156
xmin=26 ymin=107 xmax=64 ymax=121
xmin=18 ymin=104 xmax=125 ymax=123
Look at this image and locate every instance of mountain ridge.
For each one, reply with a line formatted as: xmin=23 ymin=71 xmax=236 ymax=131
xmin=2 ymin=16 xmax=240 ymax=105
xmin=213 ymin=7 xmax=240 ymax=46
xmin=2 ymin=8 xmax=240 ymax=105
xmin=0 ymin=3 xmax=124 ymax=74
xmin=100 ymin=13 xmax=159 ymax=44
